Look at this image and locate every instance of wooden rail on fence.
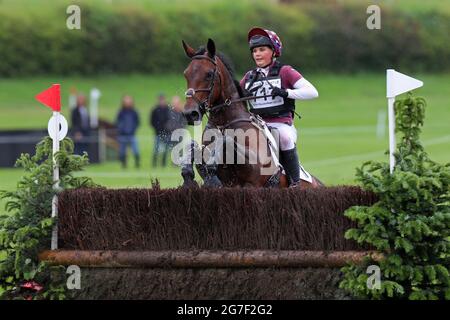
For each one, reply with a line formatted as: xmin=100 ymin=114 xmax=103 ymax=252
xmin=39 ymin=250 xmax=383 ymax=268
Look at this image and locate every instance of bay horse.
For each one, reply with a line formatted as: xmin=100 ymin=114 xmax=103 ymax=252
xmin=180 ymin=38 xmax=323 ymax=189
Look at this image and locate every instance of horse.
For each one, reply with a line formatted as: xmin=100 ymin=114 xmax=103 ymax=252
xmin=179 ymin=38 xmax=323 ymax=189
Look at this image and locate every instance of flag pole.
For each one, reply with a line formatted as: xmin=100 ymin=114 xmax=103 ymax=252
xmin=387 ymin=97 xmax=395 ymax=174
xmin=36 ymin=83 xmax=65 ymax=251
xmin=51 ymin=110 xmax=60 ymax=250
xmin=386 ymin=69 xmax=423 ymax=174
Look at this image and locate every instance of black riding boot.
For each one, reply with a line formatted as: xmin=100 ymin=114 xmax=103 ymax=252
xmin=280 ymin=148 xmax=301 ymax=187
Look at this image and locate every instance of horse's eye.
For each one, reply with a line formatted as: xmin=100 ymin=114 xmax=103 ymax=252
xmin=205 ymin=71 xmax=214 ymax=81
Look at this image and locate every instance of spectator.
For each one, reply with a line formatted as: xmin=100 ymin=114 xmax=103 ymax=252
xmin=116 ymin=95 xmax=140 ymax=168
xmin=165 ymin=96 xmax=187 ymax=167
xmin=166 ymin=95 xmax=187 ymax=147
xmin=71 ymin=94 xmax=90 ymax=155
xmin=150 ymin=94 xmax=171 ymax=167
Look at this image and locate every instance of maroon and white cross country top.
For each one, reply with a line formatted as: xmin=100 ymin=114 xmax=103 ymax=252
xmin=240 ymin=61 xmax=318 ymax=125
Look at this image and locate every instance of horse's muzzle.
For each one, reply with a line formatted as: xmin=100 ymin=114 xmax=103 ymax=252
xmin=183 ymin=107 xmax=202 ymax=125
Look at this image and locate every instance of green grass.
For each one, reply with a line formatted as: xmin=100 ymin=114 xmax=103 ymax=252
xmin=0 ymin=72 xmax=449 ymax=215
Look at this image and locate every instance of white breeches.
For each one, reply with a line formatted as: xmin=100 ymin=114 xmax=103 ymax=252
xmin=267 ymin=122 xmax=298 ymax=151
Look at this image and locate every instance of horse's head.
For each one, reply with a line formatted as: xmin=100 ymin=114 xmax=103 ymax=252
xmin=182 ymin=38 xmax=223 ymax=125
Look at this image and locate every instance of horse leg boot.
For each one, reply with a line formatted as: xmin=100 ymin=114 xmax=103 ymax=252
xmin=180 ymin=140 xmax=199 ymax=188
xmin=181 ymin=165 xmax=198 ymax=188
xmin=280 ymin=147 xmax=301 ymax=187
xmin=196 ymin=162 xmax=223 ymax=187
xmin=196 ymin=142 xmax=223 ymax=188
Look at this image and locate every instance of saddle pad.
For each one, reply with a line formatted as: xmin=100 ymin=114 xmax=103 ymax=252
xmin=262 ymin=122 xmax=281 ymax=169
xmin=261 ymin=120 xmax=313 ymax=183
xmin=299 ymin=163 xmax=313 ymax=183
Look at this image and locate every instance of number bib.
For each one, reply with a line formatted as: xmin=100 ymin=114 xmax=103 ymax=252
xmin=245 ymin=77 xmax=284 ymax=110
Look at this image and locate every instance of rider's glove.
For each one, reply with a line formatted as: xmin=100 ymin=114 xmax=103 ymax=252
xmin=242 ymin=89 xmax=253 ymax=97
xmin=271 ymin=87 xmax=289 ymax=98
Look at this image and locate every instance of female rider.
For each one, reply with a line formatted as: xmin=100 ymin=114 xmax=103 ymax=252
xmin=240 ymin=27 xmax=319 ymax=186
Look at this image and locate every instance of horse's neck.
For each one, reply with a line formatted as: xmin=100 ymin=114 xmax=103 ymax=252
xmin=209 ymin=62 xmax=250 ymax=126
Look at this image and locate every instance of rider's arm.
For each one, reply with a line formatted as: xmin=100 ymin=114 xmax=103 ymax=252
xmin=280 ymin=66 xmax=318 ymax=100
xmin=286 ymin=77 xmax=319 ymax=100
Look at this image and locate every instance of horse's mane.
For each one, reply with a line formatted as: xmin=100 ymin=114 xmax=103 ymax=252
xmin=194 ymin=47 xmax=246 ymax=99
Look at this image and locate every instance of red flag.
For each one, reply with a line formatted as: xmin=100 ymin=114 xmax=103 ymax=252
xmin=35 ymin=84 xmax=61 ymax=112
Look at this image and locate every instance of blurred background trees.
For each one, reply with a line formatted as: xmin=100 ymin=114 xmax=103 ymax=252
xmin=0 ymin=0 xmax=449 ymax=77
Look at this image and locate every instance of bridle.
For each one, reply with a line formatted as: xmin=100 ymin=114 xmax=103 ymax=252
xmin=184 ymin=55 xmax=222 ymax=116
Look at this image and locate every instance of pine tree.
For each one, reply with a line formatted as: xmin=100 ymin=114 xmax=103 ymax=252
xmin=0 ymin=137 xmax=98 ymax=299
xmin=340 ymin=93 xmax=450 ymax=299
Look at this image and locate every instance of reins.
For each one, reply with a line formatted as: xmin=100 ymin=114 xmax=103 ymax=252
xmin=185 ymin=54 xmax=275 ymax=116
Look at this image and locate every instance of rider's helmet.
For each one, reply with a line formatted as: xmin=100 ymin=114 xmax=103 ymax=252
xmin=248 ymin=27 xmax=283 ymax=57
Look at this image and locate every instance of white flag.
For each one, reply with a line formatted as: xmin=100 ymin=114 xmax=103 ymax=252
xmin=386 ymin=69 xmax=423 ymax=98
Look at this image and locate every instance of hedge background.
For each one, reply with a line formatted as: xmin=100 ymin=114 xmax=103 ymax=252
xmin=0 ymin=0 xmax=449 ymax=76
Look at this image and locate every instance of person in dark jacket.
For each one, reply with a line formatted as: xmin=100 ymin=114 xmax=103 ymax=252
xmin=71 ymin=94 xmax=90 ymax=155
xmin=150 ymin=94 xmax=171 ymax=167
xmin=165 ymin=96 xmax=187 ymax=166
xmin=116 ymin=95 xmax=140 ymax=168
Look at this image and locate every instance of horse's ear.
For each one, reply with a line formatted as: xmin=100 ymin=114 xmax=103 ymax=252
xmin=182 ymin=40 xmax=196 ymax=58
xmin=206 ymin=38 xmax=216 ymax=58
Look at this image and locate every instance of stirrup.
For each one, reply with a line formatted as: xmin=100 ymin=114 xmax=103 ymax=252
xmin=288 ymin=180 xmax=301 ymax=188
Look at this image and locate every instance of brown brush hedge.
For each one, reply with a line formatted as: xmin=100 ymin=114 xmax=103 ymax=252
xmin=58 ymin=186 xmax=377 ymax=251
